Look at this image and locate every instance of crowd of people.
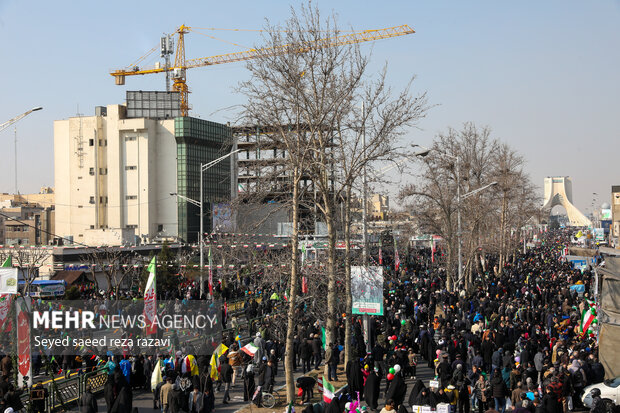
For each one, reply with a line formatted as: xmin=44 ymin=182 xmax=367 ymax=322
xmin=0 ymin=229 xmax=611 ymax=413
xmin=333 ymin=230 xmax=607 ymax=413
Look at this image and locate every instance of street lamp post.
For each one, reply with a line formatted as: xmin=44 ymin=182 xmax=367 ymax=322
xmin=172 ymin=148 xmax=241 ymax=298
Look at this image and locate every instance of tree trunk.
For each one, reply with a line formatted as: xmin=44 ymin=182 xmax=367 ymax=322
xmin=343 ymin=187 xmax=353 ymax=367
xmin=324 ymin=199 xmax=337 ymax=376
xmin=284 ymin=165 xmax=301 ymax=404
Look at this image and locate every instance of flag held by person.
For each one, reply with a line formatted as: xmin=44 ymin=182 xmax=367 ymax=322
xmin=241 ymin=342 xmax=258 ymax=357
xmin=151 ymin=359 xmax=163 ymax=391
xmin=323 ymin=378 xmax=336 ymax=403
xmin=210 ymin=343 xmax=228 ymax=380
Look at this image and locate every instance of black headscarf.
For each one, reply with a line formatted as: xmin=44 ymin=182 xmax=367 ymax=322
xmin=408 ymin=379 xmax=426 ymax=407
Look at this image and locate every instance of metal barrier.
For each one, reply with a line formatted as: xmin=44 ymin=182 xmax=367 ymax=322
xmin=18 ymin=367 xmax=109 ymax=412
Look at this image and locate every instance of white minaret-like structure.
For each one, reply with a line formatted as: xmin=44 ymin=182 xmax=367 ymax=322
xmin=542 ymin=176 xmax=591 ymax=227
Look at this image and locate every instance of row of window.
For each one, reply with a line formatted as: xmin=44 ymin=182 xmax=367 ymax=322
xmin=89 ymin=196 xmax=109 ymax=204
xmin=88 ymin=139 xmax=107 ymax=146
xmin=89 ymin=168 xmax=108 ymax=176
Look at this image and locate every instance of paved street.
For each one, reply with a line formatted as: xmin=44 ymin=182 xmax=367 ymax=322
xmin=64 ymin=360 xmax=436 ymax=413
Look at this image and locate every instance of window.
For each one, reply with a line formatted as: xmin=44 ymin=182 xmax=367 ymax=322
xmin=89 ymin=139 xmax=94 ymax=146
xmin=125 ymin=166 xmax=137 ymax=170
xmin=157 ymin=224 xmax=164 ymax=232
xmin=77 ymin=176 xmax=82 ymax=180
xmin=89 ymin=168 xmax=95 ymax=176
xmin=126 ymin=195 xmax=137 ymax=200
xmin=126 ymin=224 xmax=137 ymax=229
xmin=99 ymin=168 xmax=107 ymax=175
xmin=125 ymin=136 xmax=137 ymax=142
xmin=90 ymin=225 xmax=95 ymax=229
xmin=89 ymin=196 xmax=95 ymax=204
xmin=77 ymin=205 xmax=83 ymax=209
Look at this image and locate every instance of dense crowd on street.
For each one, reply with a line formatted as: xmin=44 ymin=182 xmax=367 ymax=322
xmin=0 ymin=229 xmax=611 ymax=413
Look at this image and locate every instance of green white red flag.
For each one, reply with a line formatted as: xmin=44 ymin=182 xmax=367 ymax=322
xmin=144 ymin=256 xmax=157 ymax=336
xmin=323 ymin=378 xmax=335 ymax=403
xmin=581 ymin=307 xmax=596 ymax=336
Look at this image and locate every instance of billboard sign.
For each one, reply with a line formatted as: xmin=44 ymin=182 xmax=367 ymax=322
xmin=601 ymin=209 xmax=611 ymax=220
xmin=351 ymin=266 xmax=384 ymax=316
xmin=0 ymin=268 xmax=18 ymax=294
xmin=593 ymin=228 xmax=605 ymax=241
xmin=212 ymin=203 xmax=236 ymax=233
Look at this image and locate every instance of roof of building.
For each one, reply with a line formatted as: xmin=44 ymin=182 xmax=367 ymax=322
xmin=52 ymin=270 xmax=89 ymax=285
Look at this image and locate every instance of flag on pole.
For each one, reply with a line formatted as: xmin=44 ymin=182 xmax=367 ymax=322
xmin=431 ymin=239 xmax=436 ymax=263
xmin=581 ymin=307 xmax=596 ymax=336
xmin=208 ymin=245 xmax=213 ymax=296
xmin=210 ymin=343 xmax=228 ymax=380
xmin=378 ymin=239 xmax=383 ymax=265
xmin=241 ymin=342 xmax=258 ymax=357
xmin=323 ymin=378 xmax=336 ymax=403
xmin=150 ymin=359 xmax=163 ymax=391
xmin=301 ymin=242 xmax=307 ymax=265
xmin=16 ymin=297 xmax=32 ymax=387
xmin=1 ymin=256 xmax=12 ymax=267
xmin=302 ymin=277 xmax=308 ymax=294
xmin=144 ymin=256 xmax=157 ymax=336
xmin=394 ymin=238 xmax=400 ymax=271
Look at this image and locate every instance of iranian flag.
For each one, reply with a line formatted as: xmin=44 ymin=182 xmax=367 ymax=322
xmin=378 ymin=239 xmax=383 ymax=265
xmin=144 ymin=256 xmax=157 ymax=336
xmin=581 ymin=307 xmax=596 ymax=336
xmin=323 ymin=378 xmax=336 ymax=403
xmin=241 ymin=342 xmax=258 ymax=357
xmin=394 ymin=239 xmax=400 ymax=271
xmin=302 ymin=277 xmax=308 ymax=294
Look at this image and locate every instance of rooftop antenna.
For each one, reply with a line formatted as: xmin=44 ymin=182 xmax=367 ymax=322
xmin=161 ymin=34 xmax=174 ymax=92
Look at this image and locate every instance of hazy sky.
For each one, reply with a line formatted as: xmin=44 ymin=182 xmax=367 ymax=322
xmin=1 ymin=0 xmax=618 ymax=213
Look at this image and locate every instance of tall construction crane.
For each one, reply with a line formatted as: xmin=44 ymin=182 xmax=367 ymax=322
xmin=110 ymin=25 xmax=415 ymax=117
xmin=0 ymin=107 xmax=43 ymax=134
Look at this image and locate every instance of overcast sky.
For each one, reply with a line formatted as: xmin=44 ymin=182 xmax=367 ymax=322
xmin=0 ymin=0 xmax=618 ymax=214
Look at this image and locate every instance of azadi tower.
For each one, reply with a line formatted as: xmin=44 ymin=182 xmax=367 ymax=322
xmin=542 ymin=176 xmax=592 ymax=227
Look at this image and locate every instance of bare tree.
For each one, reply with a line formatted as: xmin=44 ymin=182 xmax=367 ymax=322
xmin=400 ymin=123 xmax=537 ymax=291
xmin=12 ymin=248 xmax=51 ymax=295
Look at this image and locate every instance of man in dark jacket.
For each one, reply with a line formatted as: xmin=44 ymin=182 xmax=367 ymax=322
xmin=301 ymin=338 xmax=312 ymax=373
xmin=220 ymin=356 xmax=233 ymax=404
xmin=327 ymin=343 xmax=340 ymax=381
xmin=312 ymin=334 xmax=323 ymax=370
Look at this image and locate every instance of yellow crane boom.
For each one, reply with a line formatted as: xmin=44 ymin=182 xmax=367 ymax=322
xmin=111 ymin=24 xmax=415 ymax=116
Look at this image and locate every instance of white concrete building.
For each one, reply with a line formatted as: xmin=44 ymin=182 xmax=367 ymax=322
xmin=54 ymin=104 xmax=178 ymax=245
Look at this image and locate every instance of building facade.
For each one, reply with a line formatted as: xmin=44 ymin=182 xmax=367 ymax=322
xmin=54 ymin=99 xmax=231 ymax=246
xmin=0 ymin=199 xmax=55 ymax=246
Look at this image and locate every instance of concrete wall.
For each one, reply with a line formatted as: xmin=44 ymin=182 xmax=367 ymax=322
xmin=54 ymin=105 xmax=178 ymax=245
